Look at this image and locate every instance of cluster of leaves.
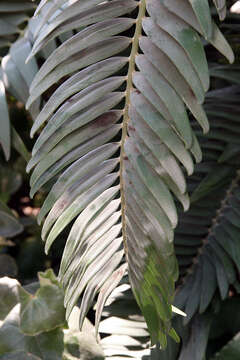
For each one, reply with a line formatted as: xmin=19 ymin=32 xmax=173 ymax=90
xmin=0 ymin=269 xmax=105 ymax=360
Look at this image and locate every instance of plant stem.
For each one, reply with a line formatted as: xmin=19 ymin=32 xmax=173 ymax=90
xmin=120 ymin=0 xmax=146 ymax=259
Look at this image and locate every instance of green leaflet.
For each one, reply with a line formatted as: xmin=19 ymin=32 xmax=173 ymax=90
xmin=0 ymin=79 xmax=10 ymax=160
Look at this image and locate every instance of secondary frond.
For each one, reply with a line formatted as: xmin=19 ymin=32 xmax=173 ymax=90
xmin=175 ymin=82 xmax=240 ymax=321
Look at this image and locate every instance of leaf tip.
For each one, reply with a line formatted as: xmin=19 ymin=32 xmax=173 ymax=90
xmin=172 ymin=305 xmax=187 ymax=317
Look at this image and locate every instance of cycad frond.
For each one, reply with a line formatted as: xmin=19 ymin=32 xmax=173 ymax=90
xmin=27 ymin=0 xmax=234 ymax=347
xmin=175 ymin=81 xmax=240 ymax=321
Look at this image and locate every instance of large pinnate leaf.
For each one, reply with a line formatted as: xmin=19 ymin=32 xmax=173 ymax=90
xmin=27 ymin=0 xmax=234 ymax=347
xmin=173 ymin=83 xmax=240 ymax=325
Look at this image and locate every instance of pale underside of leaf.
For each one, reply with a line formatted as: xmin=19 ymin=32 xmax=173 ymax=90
xmin=27 ymin=0 xmax=234 ymax=349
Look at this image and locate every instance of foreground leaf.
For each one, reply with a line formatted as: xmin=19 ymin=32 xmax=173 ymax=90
xmin=19 ymin=270 xmax=66 ymax=335
xmin=0 ymin=277 xmax=19 ymax=321
xmin=0 ymin=304 xmax=64 ymax=360
xmin=28 ymin=0 xmax=234 ymax=347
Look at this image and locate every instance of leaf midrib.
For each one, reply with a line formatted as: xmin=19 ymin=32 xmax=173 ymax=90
xmin=120 ymin=0 xmax=146 ymax=259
